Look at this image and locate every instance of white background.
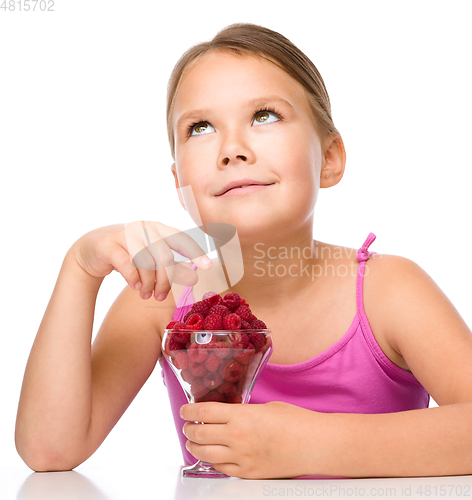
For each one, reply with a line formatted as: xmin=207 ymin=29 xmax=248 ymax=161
xmin=1 ymin=0 xmax=471 ymax=471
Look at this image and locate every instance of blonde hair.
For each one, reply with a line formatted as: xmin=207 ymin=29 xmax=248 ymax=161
xmin=166 ymin=23 xmax=339 ymax=158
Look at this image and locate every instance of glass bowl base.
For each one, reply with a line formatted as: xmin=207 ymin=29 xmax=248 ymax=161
xmin=182 ymin=460 xmax=230 ymax=478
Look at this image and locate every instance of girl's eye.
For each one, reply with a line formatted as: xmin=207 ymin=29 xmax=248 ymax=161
xmin=253 ymin=110 xmax=280 ymax=126
xmin=188 ymin=109 xmax=281 ymax=136
xmin=190 ymin=122 xmax=215 ymax=136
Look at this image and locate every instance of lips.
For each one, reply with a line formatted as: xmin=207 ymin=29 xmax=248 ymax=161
xmin=215 ymin=178 xmax=275 ymax=196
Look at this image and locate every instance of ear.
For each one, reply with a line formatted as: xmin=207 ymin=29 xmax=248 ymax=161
xmin=171 ymin=163 xmax=187 ymax=211
xmin=320 ymin=133 xmax=346 ymax=188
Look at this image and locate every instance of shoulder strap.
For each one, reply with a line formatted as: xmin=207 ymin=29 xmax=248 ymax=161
xmin=356 ymin=232 xmax=377 ymax=263
xmin=356 ymin=233 xmax=377 ymax=314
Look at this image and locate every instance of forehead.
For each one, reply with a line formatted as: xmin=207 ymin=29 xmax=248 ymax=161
xmin=172 ymin=51 xmax=310 ymax=122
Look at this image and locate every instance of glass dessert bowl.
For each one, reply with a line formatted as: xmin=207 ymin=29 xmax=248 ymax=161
xmin=162 ymin=328 xmax=273 ymax=478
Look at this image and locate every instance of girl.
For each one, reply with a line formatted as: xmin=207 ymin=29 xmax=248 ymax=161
xmin=15 ymin=23 xmax=472 ymax=479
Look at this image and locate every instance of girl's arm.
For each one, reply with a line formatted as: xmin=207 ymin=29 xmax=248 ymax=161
xmin=15 ymin=249 xmax=168 ymax=472
xmin=302 ymin=254 xmax=472 ymax=477
xmin=181 ymin=255 xmax=472 ymax=478
xmin=15 ymin=222 xmax=211 ymax=472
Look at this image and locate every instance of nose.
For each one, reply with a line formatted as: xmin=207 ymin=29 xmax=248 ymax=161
xmin=221 ymin=154 xmax=247 ymax=166
xmin=217 ymin=130 xmax=256 ymax=168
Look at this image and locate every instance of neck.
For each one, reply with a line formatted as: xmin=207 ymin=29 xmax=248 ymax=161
xmin=217 ymin=226 xmax=325 ymax=311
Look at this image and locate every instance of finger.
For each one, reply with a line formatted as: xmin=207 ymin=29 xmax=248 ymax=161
xmin=124 ymin=221 xmax=150 ymax=263
xmin=170 ymin=261 xmax=200 ymax=287
xmin=180 ymin=402 xmax=233 ymax=424
xmin=147 ymin=239 xmax=174 ymax=299
xmin=211 ymin=462 xmax=241 ymax=478
xmin=107 ymin=244 xmax=143 ymax=291
xmin=122 ymin=222 xmax=161 ymax=299
xmin=135 ymin=248 xmax=165 ymax=300
xmin=156 ymin=223 xmax=213 ymax=270
xmin=137 ymin=225 xmax=176 ymax=299
xmin=143 ymin=229 xmax=200 ymax=295
xmin=185 ymin=441 xmax=234 ymax=465
xmin=183 ymin=422 xmax=229 ymax=446
xmin=124 ymin=222 xmax=176 ymax=300
xmin=123 ymin=221 xmax=212 ymax=299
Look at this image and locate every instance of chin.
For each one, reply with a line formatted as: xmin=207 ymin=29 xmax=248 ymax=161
xmin=224 ymin=221 xmax=286 ymax=249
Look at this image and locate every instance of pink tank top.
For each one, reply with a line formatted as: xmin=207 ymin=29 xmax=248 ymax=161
xmin=160 ymin=233 xmax=430 ymax=467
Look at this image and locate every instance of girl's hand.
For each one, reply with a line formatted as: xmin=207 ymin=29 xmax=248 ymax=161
xmin=181 ymin=401 xmax=320 ymax=479
xmin=70 ymin=221 xmax=212 ymax=300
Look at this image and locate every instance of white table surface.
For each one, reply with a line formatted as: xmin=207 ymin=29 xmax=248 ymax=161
xmin=1 ymin=464 xmax=472 ymax=500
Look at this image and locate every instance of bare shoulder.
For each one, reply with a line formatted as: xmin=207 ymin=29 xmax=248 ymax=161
xmin=91 ymin=284 xmax=176 ymax=375
xmin=363 ymin=254 xmax=472 ymax=402
xmin=101 ymin=283 xmax=177 ymax=339
xmin=97 ymin=260 xmax=200 ymax=343
xmin=362 ymin=253 xmax=424 ymax=360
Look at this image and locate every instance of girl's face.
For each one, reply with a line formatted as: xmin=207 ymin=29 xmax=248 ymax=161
xmin=171 ymin=50 xmax=324 ymax=243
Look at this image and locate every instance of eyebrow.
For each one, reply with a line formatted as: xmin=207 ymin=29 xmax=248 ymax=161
xmin=175 ymin=95 xmax=294 ymax=131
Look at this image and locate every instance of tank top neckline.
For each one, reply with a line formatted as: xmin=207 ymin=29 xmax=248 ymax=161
xmin=176 ymin=232 xmax=420 ymax=381
xmin=264 ymin=233 xmax=376 ymax=373
xmin=264 ymin=314 xmax=360 ymax=373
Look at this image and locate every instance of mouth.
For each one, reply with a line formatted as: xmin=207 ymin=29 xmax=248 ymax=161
xmin=215 ymin=179 xmax=276 ymax=197
xmin=217 ymin=184 xmax=275 ymax=197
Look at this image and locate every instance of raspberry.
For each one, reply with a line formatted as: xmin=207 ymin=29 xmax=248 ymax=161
xmin=187 ymin=343 xmax=208 ymax=363
xmin=203 ymin=371 xmax=223 ymax=390
xmin=183 ymin=311 xmax=192 ymax=323
xmin=234 ymin=304 xmax=254 ymax=322
xmin=173 ymin=330 xmax=191 ymax=344
xmin=181 ymin=368 xmax=195 ymax=384
xmin=237 ymin=362 xmax=248 ymax=384
xmin=208 ymin=304 xmax=230 ymax=317
xmin=189 ymin=360 xmax=207 ymax=377
xmin=173 ymin=351 xmax=190 ymax=370
xmin=229 ymin=331 xmax=250 ymax=349
xmin=184 ymin=313 xmax=204 ymax=330
xmin=234 ymin=345 xmax=255 ymax=365
xmin=220 ymin=359 xmax=244 ymax=382
xmin=251 ymin=319 xmax=267 ymax=329
xmin=222 ymin=292 xmax=241 ymax=311
xmin=206 ymin=339 xmax=231 ymax=359
xmin=191 ymin=378 xmax=209 ymax=399
xmin=164 ymin=336 xmax=186 ymax=354
xmin=164 ymin=289 xmax=271 ymax=404
xmin=202 ymin=291 xmax=223 ymax=308
xmin=225 ymin=393 xmax=243 ymax=404
xmin=203 ymin=313 xmax=223 ymax=330
xmin=168 ymin=321 xmax=190 ymax=343
xmin=240 ymin=319 xmax=251 ymax=330
xmin=190 ymin=300 xmax=210 ymax=317
xmin=223 ymin=313 xmax=241 ymax=330
xmin=249 ymin=331 xmax=266 ymax=351
xmin=218 ymin=380 xmax=238 ymax=396
xmin=196 ymin=389 xmax=226 ymax=403
xmin=259 ymin=336 xmax=272 ymax=354
xmin=204 ymin=352 xmax=222 ymax=372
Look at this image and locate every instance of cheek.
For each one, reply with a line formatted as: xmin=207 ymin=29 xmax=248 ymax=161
xmin=279 ymin=137 xmax=320 ymax=187
xmin=280 ymin=135 xmax=321 ymax=212
xmin=272 ymin=124 xmax=321 ymax=165
xmin=175 ymin=147 xmax=203 ymax=184
xmin=176 ymin=142 xmax=215 ymax=182
xmin=173 ymin=162 xmax=213 ymax=224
